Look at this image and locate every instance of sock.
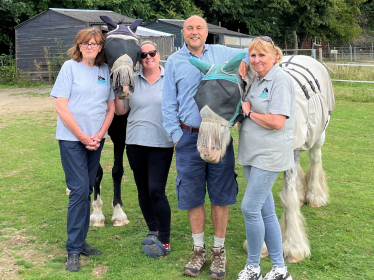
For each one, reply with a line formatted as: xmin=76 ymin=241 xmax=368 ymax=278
xmin=192 ymin=232 xmax=204 ymax=248
xmin=162 ymin=243 xmax=170 ymax=250
xmin=275 ymin=266 xmax=286 ymax=275
xmin=213 ymin=235 xmax=225 ymax=248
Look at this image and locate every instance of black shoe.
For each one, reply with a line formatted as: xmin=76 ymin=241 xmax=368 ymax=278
xmin=65 ymin=254 xmax=80 ymax=272
xmin=81 ymin=243 xmax=102 ymax=256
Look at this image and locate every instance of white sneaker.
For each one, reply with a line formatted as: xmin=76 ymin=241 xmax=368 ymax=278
xmin=264 ymin=265 xmax=292 ymax=280
xmin=237 ymin=265 xmax=263 ymax=280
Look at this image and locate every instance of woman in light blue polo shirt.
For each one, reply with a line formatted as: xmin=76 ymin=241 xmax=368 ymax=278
xmin=236 ymin=37 xmax=295 ymax=280
xmin=114 ymin=41 xmax=174 ymax=258
xmin=51 ymin=28 xmax=114 ymax=272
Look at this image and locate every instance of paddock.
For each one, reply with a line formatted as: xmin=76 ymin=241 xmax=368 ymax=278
xmin=0 ymin=85 xmax=373 ymax=279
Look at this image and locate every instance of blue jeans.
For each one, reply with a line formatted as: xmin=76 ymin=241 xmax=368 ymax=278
xmin=241 ymin=166 xmax=284 ymax=267
xmin=59 ymin=139 xmax=104 ymax=254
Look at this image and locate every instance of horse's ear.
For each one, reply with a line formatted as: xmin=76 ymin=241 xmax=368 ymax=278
xmin=222 ymin=52 xmax=246 ymax=74
xmin=100 ymin=16 xmax=117 ymax=31
xmin=189 ymin=57 xmax=212 ymax=75
xmin=130 ymin=19 xmax=143 ymax=33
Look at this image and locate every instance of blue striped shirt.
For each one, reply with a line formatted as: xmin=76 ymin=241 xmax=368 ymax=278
xmin=162 ymin=43 xmax=249 ymax=143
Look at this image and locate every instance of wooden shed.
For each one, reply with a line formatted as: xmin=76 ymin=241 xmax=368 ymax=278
xmin=146 ymin=19 xmax=255 ymax=50
xmin=14 ymin=8 xmax=142 ymax=81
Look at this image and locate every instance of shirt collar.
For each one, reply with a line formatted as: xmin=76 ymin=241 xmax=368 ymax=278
xmin=182 ymin=43 xmax=209 ymax=58
xmin=138 ymin=65 xmax=164 ymax=79
xmin=255 ymin=63 xmax=281 ymax=81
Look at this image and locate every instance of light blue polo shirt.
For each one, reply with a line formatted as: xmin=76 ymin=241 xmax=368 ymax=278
xmin=51 ymin=60 xmax=115 ymax=141
xmin=124 ymin=66 xmax=173 ymax=147
xmin=238 ymin=64 xmax=296 ymax=172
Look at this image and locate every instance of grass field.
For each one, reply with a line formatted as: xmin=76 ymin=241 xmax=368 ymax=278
xmin=0 ymin=83 xmax=373 ymax=279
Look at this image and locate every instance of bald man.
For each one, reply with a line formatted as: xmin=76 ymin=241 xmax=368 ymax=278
xmin=162 ymin=15 xmax=250 ymax=279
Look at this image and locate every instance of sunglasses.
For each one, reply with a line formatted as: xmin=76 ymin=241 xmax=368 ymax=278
xmin=253 ymin=36 xmax=275 ymax=48
xmin=140 ymin=50 xmax=157 ymax=59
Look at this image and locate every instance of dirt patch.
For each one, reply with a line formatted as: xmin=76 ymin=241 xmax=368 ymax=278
xmin=92 ymin=265 xmax=109 ymax=278
xmin=0 ymin=88 xmax=55 ymax=118
xmin=0 ymin=228 xmax=65 ymax=280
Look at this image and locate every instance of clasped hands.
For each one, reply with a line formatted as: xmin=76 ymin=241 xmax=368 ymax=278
xmin=81 ymin=134 xmax=102 ymax=151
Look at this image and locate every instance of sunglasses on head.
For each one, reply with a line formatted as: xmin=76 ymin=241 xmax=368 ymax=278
xmin=253 ymin=36 xmax=275 ymax=48
xmin=140 ymin=50 xmax=157 ymax=59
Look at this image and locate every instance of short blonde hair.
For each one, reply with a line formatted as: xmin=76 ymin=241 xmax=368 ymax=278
xmin=68 ymin=28 xmax=105 ymax=66
xmin=248 ymin=38 xmax=283 ymax=63
xmin=140 ymin=40 xmax=157 ymax=49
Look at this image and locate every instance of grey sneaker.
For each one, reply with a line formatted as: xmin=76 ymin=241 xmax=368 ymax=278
xmin=142 ymin=241 xmax=171 ymax=258
xmin=141 ymin=231 xmax=159 ymax=245
xmin=237 ymin=265 xmax=262 ymax=280
xmin=65 ymin=254 xmax=80 ymax=272
xmin=183 ymin=245 xmax=207 ymax=277
xmin=209 ymin=246 xmax=227 ymax=279
xmin=264 ymin=266 xmax=292 ymax=280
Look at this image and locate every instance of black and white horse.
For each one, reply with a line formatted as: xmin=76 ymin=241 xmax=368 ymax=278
xmin=66 ymin=16 xmax=143 ymax=227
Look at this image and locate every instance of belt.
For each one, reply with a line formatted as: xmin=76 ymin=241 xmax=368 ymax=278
xmin=180 ymin=121 xmax=199 ymax=133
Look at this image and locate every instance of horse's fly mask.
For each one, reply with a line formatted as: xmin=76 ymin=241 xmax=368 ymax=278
xmin=189 ymin=52 xmax=247 ymax=163
xmin=100 ymin=16 xmax=143 ymax=99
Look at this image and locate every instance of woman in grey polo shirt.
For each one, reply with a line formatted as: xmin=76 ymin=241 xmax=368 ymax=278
xmin=236 ymin=37 xmax=295 ymax=280
xmin=51 ymin=28 xmax=114 ymax=272
xmin=114 ymin=41 xmax=174 ymax=258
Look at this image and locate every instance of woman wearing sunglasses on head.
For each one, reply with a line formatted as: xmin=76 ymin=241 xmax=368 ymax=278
xmin=236 ymin=37 xmax=295 ymax=280
xmin=114 ymin=41 xmax=174 ymax=258
xmin=50 ymin=28 xmax=114 ymax=272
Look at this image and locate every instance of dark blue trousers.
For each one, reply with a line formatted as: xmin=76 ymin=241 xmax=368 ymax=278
xmin=59 ymin=139 xmax=105 ymax=254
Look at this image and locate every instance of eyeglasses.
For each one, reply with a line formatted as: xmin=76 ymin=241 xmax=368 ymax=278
xmin=140 ymin=50 xmax=157 ymax=59
xmin=253 ymin=36 xmax=275 ymax=48
xmin=80 ymin=42 xmax=100 ymax=48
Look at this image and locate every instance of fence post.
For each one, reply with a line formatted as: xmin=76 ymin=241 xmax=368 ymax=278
xmin=319 ymin=48 xmax=322 ymax=62
xmin=311 ymin=49 xmax=316 ymax=59
xmin=354 ymin=47 xmax=356 ymax=61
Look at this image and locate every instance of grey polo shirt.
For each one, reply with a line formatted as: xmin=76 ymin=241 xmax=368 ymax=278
xmin=237 ymin=64 xmax=296 ymax=172
xmin=125 ymin=66 xmax=173 ymax=147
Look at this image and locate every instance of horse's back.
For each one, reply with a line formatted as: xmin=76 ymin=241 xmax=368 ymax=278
xmin=281 ymin=55 xmax=335 ymax=151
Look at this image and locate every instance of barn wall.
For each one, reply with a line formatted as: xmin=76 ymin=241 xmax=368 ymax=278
xmin=146 ymin=22 xmax=183 ymax=49
xmin=16 ymin=10 xmax=87 ymax=80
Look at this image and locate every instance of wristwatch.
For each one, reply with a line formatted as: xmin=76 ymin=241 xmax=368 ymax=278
xmin=248 ymin=111 xmax=253 ymax=119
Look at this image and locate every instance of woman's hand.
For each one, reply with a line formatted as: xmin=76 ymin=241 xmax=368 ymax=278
xmin=241 ymin=101 xmax=251 ymax=116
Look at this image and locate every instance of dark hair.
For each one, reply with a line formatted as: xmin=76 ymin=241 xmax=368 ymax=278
xmin=68 ymin=28 xmax=106 ymax=66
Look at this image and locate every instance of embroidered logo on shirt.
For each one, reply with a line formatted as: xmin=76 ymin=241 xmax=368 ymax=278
xmin=258 ymin=87 xmax=268 ymax=99
xmin=97 ymin=75 xmax=107 ymax=85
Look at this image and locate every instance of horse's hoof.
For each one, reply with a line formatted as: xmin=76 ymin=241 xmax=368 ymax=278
xmin=90 ymin=220 xmax=105 ymax=227
xmin=284 ymin=254 xmax=303 ymax=263
xmin=112 ymin=219 xmax=130 ymax=227
xmin=261 ymin=250 xmax=269 ymax=258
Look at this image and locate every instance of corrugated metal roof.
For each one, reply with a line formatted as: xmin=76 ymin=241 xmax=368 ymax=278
xmin=50 ymin=8 xmax=136 ymax=24
xmin=156 ymin=19 xmax=252 ymax=37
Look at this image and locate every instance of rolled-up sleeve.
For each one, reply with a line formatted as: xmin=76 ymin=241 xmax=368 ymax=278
xmin=162 ymin=60 xmax=183 ymax=143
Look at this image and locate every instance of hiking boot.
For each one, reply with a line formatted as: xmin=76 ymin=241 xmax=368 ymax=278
xmin=183 ymin=245 xmax=207 ymax=277
xmin=65 ymin=254 xmax=80 ymax=272
xmin=209 ymin=246 xmax=227 ymax=279
xmin=142 ymin=240 xmax=171 ymax=258
xmin=81 ymin=243 xmax=102 ymax=256
xmin=264 ymin=266 xmax=292 ymax=280
xmin=237 ymin=265 xmax=262 ymax=280
xmin=141 ymin=231 xmax=159 ymax=245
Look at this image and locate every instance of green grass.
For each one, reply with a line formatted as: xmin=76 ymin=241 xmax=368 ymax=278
xmin=333 ymin=82 xmax=374 ymax=103
xmin=0 ymin=92 xmax=373 ymax=279
xmin=329 ymin=65 xmax=374 ymax=81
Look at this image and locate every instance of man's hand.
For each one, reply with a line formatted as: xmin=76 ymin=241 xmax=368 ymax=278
xmin=239 ymin=61 xmax=249 ymax=80
xmin=241 ymin=101 xmax=251 ymax=116
xmin=174 ymin=141 xmax=178 ymax=147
